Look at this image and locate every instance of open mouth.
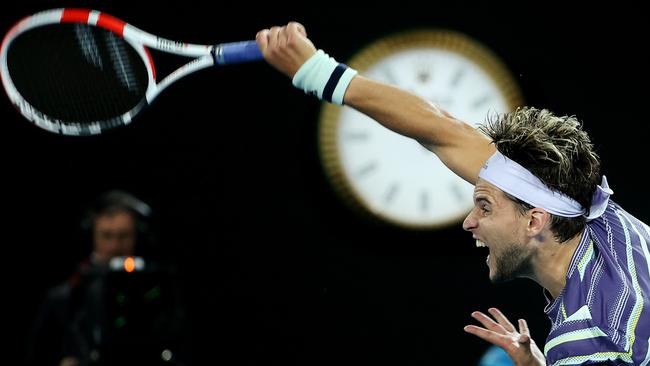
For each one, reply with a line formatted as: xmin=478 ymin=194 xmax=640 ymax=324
xmin=476 ymin=239 xmax=490 ymax=264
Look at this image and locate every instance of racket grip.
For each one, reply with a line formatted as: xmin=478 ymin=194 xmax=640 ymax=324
xmin=213 ymin=40 xmax=263 ymax=65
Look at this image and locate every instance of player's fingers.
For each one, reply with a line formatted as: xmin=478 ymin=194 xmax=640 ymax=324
xmin=267 ymin=26 xmax=281 ymax=48
xmin=278 ymin=26 xmax=288 ymax=46
xmin=464 ymin=325 xmax=509 ymax=348
xmin=471 ymin=311 xmax=507 ymax=334
xmin=488 ymin=308 xmax=516 ymax=333
xmin=287 ymin=21 xmax=307 ymax=37
xmin=255 ymin=29 xmax=270 ymax=52
xmin=518 ymin=318 xmax=530 ymax=337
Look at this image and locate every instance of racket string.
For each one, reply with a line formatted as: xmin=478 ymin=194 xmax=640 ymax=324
xmin=6 ymin=24 xmax=148 ymax=126
xmin=104 ymin=31 xmax=139 ymax=93
xmin=74 ymin=23 xmax=104 ymax=71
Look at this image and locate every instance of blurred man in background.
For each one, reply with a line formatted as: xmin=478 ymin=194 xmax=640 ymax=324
xmin=27 ymin=190 xmax=189 ymax=366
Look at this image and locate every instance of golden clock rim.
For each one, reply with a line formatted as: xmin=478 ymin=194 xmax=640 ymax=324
xmin=318 ymin=29 xmax=525 ymax=230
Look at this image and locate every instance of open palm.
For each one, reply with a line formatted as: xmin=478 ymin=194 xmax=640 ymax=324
xmin=465 ymin=308 xmax=545 ymax=366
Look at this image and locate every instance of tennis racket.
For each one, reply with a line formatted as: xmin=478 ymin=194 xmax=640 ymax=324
xmin=0 ymin=8 xmax=263 ymax=135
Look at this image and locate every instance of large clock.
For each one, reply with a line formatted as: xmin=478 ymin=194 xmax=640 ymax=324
xmin=319 ymin=30 xmax=524 ymax=229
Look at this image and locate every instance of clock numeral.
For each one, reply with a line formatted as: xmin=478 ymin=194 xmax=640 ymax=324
xmin=450 ymin=183 xmax=465 ymax=203
xmin=420 ymin=191 xmax=430 ymax=213
xmin=356 ymin=161 xmax=377 ymax=178
xmin=416 ymin=69 xmax=431 ymax=84
xmin=345 ymin=131 xmax=370 ymax=141
xmin=471 ymin=94 xmax=492 ymax=110
xmin=450 ymin=68 xmax=466 ymax=88
xmin=384 ymin=183 xmax=399 ymax=204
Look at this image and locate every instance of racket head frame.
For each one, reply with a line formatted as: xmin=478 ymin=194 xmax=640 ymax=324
xmin=1 ymin=8 xmax=215 ymax=135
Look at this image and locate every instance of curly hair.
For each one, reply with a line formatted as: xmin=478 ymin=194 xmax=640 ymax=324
xmin=479 ymin=107 xmax=601 ymax=242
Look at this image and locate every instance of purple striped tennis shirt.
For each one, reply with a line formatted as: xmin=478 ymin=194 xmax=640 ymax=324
xmin=543 ymin=201 xmax=650 ymax=365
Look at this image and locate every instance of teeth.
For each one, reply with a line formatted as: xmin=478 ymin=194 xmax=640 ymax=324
xmin=476 ymin=240 xmax=487 ymax=248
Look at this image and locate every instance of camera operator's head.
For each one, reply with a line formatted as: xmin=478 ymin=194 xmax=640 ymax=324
xmin=82 ymin=190 xmax=152 ymax=264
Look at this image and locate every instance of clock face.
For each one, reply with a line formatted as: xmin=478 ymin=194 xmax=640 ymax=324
xmin=319 ymin=31 xmax=523 ymax=229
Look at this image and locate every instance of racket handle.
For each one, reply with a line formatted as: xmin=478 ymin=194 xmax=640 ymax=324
xmin=212 ymin=40 xmax=263 ymax=65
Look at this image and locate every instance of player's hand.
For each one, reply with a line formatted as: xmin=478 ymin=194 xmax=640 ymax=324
xmin=464 ymin=308 xmax=545 ymax=366
xmin=256 ymin=22 xmax=317 ymax=78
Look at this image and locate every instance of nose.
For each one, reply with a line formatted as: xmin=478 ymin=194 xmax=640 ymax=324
xmin=462 ymin=210 xmax=477 ymax=232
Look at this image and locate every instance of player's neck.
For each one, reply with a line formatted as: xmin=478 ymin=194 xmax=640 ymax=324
xmin=530 ymin=229 xmax=584 ymax=299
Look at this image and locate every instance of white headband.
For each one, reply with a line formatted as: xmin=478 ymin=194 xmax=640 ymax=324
xmin=478 ymin=151 xmax=612 ymax=220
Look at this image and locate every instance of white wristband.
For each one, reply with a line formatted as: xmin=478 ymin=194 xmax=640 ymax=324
xmin=292 ymin=49 xmax=357 ymax=105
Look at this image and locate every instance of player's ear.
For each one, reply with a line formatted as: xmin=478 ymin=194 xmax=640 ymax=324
xmin=528 ymin=207 xmax=551 ymax=235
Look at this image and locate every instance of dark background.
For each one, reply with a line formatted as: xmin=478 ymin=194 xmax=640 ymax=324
xmin=2 ymin=2 xmax=647 ymax=365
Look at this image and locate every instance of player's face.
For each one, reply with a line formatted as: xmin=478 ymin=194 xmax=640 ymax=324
xmin=463 ymin=179 xmax=534 ymax=282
